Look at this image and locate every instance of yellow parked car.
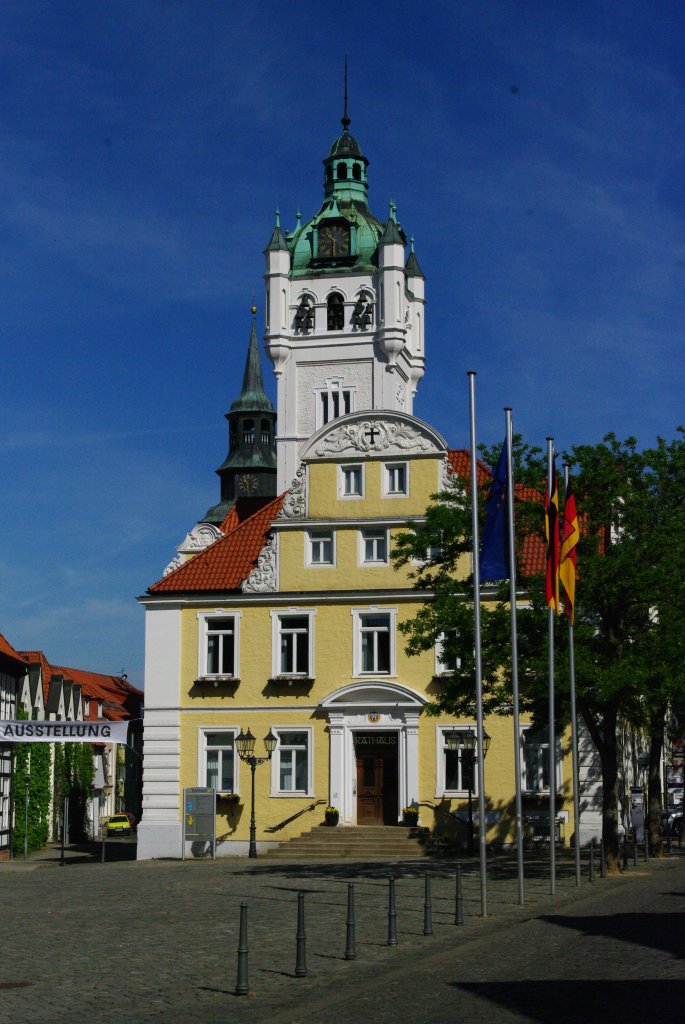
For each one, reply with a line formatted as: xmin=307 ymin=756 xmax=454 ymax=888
xmin=105 ymin=814 xmax=133 ymax=837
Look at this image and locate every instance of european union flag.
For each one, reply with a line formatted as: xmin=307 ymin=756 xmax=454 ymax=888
xmin=480 ymin=441 xmax=509 ymax=581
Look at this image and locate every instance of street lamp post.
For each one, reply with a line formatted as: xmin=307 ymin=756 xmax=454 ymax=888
xmin=235 ymin=727 xmax=277 ymax=859
xmin=446 ymin=728 xmax=490 ymax=855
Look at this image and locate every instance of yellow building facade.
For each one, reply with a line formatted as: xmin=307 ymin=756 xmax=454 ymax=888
xmin=137 ymin=111 xmax=573 ymax=859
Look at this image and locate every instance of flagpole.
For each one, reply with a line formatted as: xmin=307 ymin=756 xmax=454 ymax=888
xmin=546 ymin=437 xmax=556 ymax=896
xmin=564 ymin=463 xmax=581 ymax=887
xmin=505 ymin=408 xmax=524 ymax=905
xmin=468 ymin=371 xmax=488 ymax=918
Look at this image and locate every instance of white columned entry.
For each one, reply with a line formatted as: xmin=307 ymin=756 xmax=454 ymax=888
xmin=321 ymin=682 xmax=427 ymax=826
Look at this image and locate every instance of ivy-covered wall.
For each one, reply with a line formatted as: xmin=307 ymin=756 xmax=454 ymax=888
xmin=11 ymin=709 xmax=51 ymax=856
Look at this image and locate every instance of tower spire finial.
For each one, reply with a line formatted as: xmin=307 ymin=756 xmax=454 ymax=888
xmin=341 ymin=55 xmax=350 ymax=133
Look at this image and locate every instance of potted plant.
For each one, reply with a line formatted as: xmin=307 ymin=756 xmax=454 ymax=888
xmin=402 ymin=805 xmax=419 ymax=826
xmin=324 ymin=806 xmax=339 ymax=826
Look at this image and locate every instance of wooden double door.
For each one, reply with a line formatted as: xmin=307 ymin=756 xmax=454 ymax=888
xmin=355 ymin=733 xmax=399 ymax=825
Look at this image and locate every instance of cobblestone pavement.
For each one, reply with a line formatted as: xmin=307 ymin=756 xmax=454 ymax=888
xmin=0 ymin=844 xmax=683 ymax=1023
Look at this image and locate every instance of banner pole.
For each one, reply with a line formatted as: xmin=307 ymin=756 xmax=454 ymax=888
xmin=505 ymin=408 xmax=525 ymax=905
xmin=468 ymin=371 xmax=488 ymax=918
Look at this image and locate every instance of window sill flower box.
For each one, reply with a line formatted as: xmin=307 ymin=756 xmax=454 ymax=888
xmin=194 ymin=675 xmax=241 ymax=688
xmin=268 ymin=675 xmax=315 ymax=687
xmin=216 ymin=792 xmax=241 ymax=803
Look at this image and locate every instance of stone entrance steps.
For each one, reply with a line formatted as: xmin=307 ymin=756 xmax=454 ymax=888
xmin=266 ymin=824 xmax=430 ymax=860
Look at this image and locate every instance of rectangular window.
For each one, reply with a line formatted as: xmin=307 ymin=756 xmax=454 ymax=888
xmin=340 ymin=465 xmax=363 ymax=498
xmin=359 ymin=613 xmax=391 ymax=673
xmin=521 ymin=727 xmax=561 ymax=793
xmin=437 ymin=728 xmax=478 ymax=797
xmin=361 ymin=529 xmax=388 ymax=564
xmin=204 ymin=731 xmax=236 ymax=792
xmin=308 ymin=529 xmax=334 ymax=566
xmin=274 ymin=729 xmax=311 ymax=794
xmin=435 ymin=632 xmax=460 ymax=675
xmin=384 ymin=462 xmax=408 ymax=496
xmin=316 ymin=380 xmax=355 ymax=429
xmin=278 ymin=615 xmax=310 ymax=675
xmin=206 ymin=617 xmax=236 ymax=676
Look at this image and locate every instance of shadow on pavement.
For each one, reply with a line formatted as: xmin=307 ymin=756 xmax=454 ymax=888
xmin=451 ymin=979 xmax=685 ymax=1021
xmin=540 ymin=910 xmax=685 ymax=959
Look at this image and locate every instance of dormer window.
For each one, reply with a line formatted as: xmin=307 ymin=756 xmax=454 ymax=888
xmin=327 ymin=293 xmax=345 ymax=330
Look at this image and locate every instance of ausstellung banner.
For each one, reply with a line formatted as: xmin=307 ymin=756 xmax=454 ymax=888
xmin=0 ymin=720 xmax=130 ymax=744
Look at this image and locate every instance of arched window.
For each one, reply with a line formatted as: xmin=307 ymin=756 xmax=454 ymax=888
xmin=230 ymin=425 xmax=238 ymax=449
xmin=243 ymin=419 xmax=255 ymax=445
xmin=351 ymin=291 xmax=374 ymax=329
xmin=327 ymin=293 xmax=344 ymax=331
xmin=337 ymin=163 xmax=348 ymax=180
xmin=326 ymin=165 xmax=333 ymax=183
xmin=294 ymin=296 xmax=314 ymax=333
xmin=260 ymin=419 xmax=271 ymax=445
xmin=352 ymin=163 xmax=361 ymax=181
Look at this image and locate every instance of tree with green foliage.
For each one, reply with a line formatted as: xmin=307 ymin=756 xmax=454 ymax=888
xmin=393 ymin=430 xmax=685 ymax=873
xmin=11 ymin=709 xmax=52 ymax=856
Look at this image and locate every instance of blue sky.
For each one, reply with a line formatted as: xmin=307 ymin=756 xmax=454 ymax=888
xmin=2 ymin=1 xmax=684 ymax=684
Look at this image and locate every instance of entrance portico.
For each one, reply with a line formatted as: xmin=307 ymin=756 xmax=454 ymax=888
xmin=320 ymin=682 xmax=427 ymax=825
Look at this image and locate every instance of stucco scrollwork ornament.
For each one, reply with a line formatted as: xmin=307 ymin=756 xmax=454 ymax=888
xmin=440 ymin=455 xmax=453 ymax=492
xmin=178 ymin=523 xmax=223 ymax=553
xmin=315 ymin=419 xmax=433 ymax=457
xmin=162 ymin=554 xmax=183 ymax=577
xmin=278 ymin=463 xmax=307 ymax=519
xmin=241 ymin=533 xmax=277 ymax=593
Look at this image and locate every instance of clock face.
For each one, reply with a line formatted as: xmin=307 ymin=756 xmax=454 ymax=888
xmin=237 ymin=474 xmax=258 ymax=495
xmin=318 ymin=222 xmax=350 ymax=258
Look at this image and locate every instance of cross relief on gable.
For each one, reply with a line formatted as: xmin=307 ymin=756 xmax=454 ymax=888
xmin=314 ymin=419 xmax=434 ymax=458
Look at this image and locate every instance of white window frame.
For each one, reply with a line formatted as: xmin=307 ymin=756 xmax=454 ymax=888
xmin=197 ymin=611 xmax=241 ymax=679
xmin=271 ymin=609 xmax=316 ymax=678
xmin=435 ymin=726 xmax=479 ymax=798
xmin=352 ymin=607 xmax=396 ymax=677
xmin=359 ymin=528 xmax=389 ymax=565
xmin=315 ymin=378 xmax=356 ymax=430
xmin=270 ymin=726 xmax=313 ymax=797
xmin=339 ymin=463 xmax=364 ymax=499
xmin=435 ymin=632 xmax=461 ymax=676
xmin=383 ymin=461 xmax=409 ymax=497
xmin=198 ymin=726 xmax=240 ymax=796
xmin=520 ymin=726 xmax=563 ymax=794
xmin=306 ymin=529 xmax=335 ymax=567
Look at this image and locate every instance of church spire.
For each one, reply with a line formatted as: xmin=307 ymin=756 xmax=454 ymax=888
xmin=341 ymin=55 xmax=350 ymax=133
xmin=230 ymin=307 xmax=273 ymax=414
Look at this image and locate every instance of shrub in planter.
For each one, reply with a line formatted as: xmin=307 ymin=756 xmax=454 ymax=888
xmin=324 ymin=806 xmax=339 ymax=826
xmin=402 ymin=806 xmax=419 ymax=826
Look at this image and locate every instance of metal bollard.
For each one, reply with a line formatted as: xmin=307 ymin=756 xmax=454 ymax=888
xmin=633 ymin=838 xmax=638 ymax=867
xmin=622 ymin=836 xmax=628 ymax=870
xmin=344 ymin=883 xmax=356 ymax=961
xmin=666 ymin=824 xmax=672 ymax=854
xmin=423 ymin=873 xmax=433 ymax=936
xmin=101 ymin=837 xmax=106 ymax=863
xmin=387 ymin=875 xmax=397 ymax=946
xmin=235 ymin=902 xmax=249 ymax=996
xmin=295 ymin=891 xmax=307 ymax=977
xmin=455 ymin=863 xmax=464 ymax=926
xmin=644 ymin=830 xmax=649 ymax=862
xmin=588 ymin=841 xmax=594 ymax=883
xmin=600 ymin=839 xmax=606 ymax=879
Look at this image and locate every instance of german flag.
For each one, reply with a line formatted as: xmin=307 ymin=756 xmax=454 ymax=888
xmin=545 ymin=459 xmax=560 ymax=612
xmin=560 ymin=476 xmax=579 ymax=623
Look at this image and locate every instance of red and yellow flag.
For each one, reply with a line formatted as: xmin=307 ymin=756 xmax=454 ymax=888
xmin=545 ymin=459 xmax=560 ymax=612
xmin=560 ymin=476 xmax=579 ymax=623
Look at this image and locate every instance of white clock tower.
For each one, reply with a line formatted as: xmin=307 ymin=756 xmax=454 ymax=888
xmin=264 ymin=106 xmax=426 ymax=491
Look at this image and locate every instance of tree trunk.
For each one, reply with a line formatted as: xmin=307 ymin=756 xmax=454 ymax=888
xmin=647 ymin=710 xmax=665 ymax=857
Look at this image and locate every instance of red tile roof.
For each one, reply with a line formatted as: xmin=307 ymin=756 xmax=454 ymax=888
xmin=18 ymin=649 xmax=142 ymax=721
xmin=447 ymin=449 xmax=545 ymax=576
xmin=149 ymin=494 xmax=286 ymax=593
xmin=0 ymin=633 xmax=28 ymax=667
xmin=149 ymin=448 xmax=546 ymax=595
